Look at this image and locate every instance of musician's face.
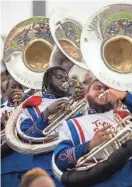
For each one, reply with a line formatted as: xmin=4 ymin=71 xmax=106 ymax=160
xmin=7 ymin=79 xmax=24 ymax=101
xmin=50 ymin=70 xmax=69 ymax=97
xmin=88 ymin=81 xmax=109 ymax=105
xmin=87 ymin=81 xmax=113 ymax=113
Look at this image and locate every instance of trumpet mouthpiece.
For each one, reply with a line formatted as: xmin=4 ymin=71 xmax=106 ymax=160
xmin=62 ymin=82 xmax=69 ymax=89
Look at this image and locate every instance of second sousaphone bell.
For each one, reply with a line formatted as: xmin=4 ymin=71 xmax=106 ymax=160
xmin=49 ymin=8 xmax=87 ymax=70
xmin=81 ymin=4 xmax=132 ymax=91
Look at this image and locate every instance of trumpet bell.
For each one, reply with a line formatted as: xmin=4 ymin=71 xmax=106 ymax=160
xmin=3 ymin=17 xmax=54 ymax=89
xmin=81 ymin=4 xmax=132 ymax=91
xmin=49 ymin=8 xmax=87 ymax=70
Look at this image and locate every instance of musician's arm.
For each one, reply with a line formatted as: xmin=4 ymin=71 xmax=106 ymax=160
xmin=122 ymin=92 xmax=132 ymax=112
xmin=54 ymin=121 xmax=90 ymax=171
xmin=20 ymin=113 xmax=48 ymax=137
xmin=61 ymin=140 xmax=132 ymax=187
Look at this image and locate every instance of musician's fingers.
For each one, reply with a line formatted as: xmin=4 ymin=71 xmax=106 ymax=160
xmin=75 ymin=88 xmax=85 ymax=93
xmin=104 ymin=129 xmax=112 ymax=135
xmin=4 ymin=110 xmax=8 ymax=115
xmin=106 ymin=91 xmax=118 ymax=103
xmin=75 ymin=90 xmax=86 ymax=96
xmin=56 ymin=101 xmax=68 ymax=106
xmin=56 ymin=106 xmax=65 ymax=111
xmin=96 ymin=125 xmax=111 ymax=132
xmin=96 ymin=131 xmax=105 ymax=137
xmin=56 ymin=99 xmax=68 ymax=103
xmin=74 ymin=97 xmax=82 ymax=102
xmin=101 ymin=135 xmax=107 ymax=141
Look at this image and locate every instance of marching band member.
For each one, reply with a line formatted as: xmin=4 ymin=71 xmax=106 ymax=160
xmin=19 ymin=66 xmax=85 ymax=187
xmin=53 ymin=79 xmax=132 ymax=187
xmin=1 ymin=77 xmax=29 ymax=158
xmin=1 ymin=67 xmax=69 ymax=187
xmin=1 ymin=78 xmax=33 ymax=187
xmin=20 ymin=66 xmax=70 ymax=138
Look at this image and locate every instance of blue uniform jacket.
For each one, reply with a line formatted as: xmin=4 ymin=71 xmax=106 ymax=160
xmin=1 ymin=94 xmax=33 ymax=175
xmin=2 ymin=93 xmax=61 ymax=175
xmin=20 ymin=93 xmax=83 ymax=175
xmin=123 ymin=92 xmax=132 ymax=112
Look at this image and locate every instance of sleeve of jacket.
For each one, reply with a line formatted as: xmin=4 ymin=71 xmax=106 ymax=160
xmin=54 ymin=120 xmax=90 ymax=171
xmin=123 ymin=92 xmax=132 ymax=113
xmin=61 ymin=140 xmax=132 ymax=187
xmin=20 ymin=113 xmax=49 ymax=137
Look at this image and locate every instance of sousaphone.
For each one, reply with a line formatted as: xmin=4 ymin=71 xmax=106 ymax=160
xmin=3 ymin=14 xmax=87 ymax=154
xmin=52 ymin=3 xmax=132 ymax=181
xmin=81 ymin=3 xmax=132 ymax=91
xmin=49 ymin=8 xmax=87 ymax=70
xmin=3 ymin=17 xmax=54 ymax=89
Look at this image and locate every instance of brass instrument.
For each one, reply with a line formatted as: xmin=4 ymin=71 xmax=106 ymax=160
xmin=49 ymin=8 xmax=87 ymax=70
xmin=3 ymin=17 xmax=54 ymax=89
xmin=5 ymin=97 xmax=59 ymax=154
xmin=75 ymin=112 xmax=132 ymax=171
xmin=43 ymin=79 xmax=88 ymax=136
xmin=76 ymin=3 xmax=132 ymax=170
xmin=3 ymin=13 xmax=87 ymax=154
xmin=52 ymin=3 xmax=132 ymax=180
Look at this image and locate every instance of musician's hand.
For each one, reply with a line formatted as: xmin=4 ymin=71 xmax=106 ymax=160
xmin=12 ymin=89 xmax=25 ymax=106
xmin=106 ymin=89 xmax=127 ymax=102
xmin=75 ymin=84 xmax=88 ymax=100
xmin=43 ymin=99 xmax=68 ymax=118
xmin=1 ymin=111 xmax=9 ymax=126
xmin=88 ymin=126 xmax=113 ymax=151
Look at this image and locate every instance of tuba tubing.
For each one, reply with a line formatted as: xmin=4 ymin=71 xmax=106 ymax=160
xmin=5 ymin=96 xmax=59 ymax=154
